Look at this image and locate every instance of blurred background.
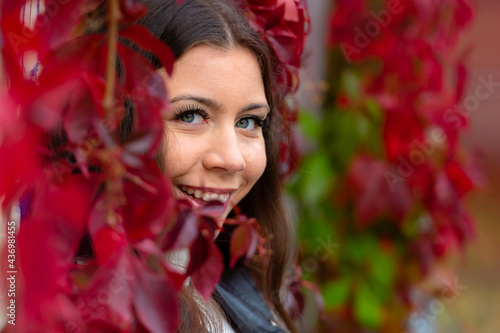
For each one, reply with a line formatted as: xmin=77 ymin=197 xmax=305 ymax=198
xmin=291 ymin=0 xmax=499 ymax=332
xmin=444 ymin=0 xmax=500 ymax=331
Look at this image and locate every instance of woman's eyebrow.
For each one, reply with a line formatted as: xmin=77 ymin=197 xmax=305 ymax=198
xmin=169 ymin=94 xmax=269 ymax=113
xmin=169 ymin=94 xmax=221 ymax=110
xmin=241 ymin=103 xmax=270 ymax=113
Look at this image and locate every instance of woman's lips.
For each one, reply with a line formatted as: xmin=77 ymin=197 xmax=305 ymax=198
xmin=178 ymin=185 xmax=231 ymax=203
xmin=172 ymin=184 xmax=235 ymax=216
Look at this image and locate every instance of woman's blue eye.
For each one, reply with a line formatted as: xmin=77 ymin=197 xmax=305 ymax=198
xmin=236 ymin=118 xmax=254 ymax=129
xmin=236 ymin=116 xmax=268 ymax=130
xmin=236 ymin=116 xmax=267 ymax=130
xmin=180 ymin=112 xmax=198 ymax=123
xmin=173 ymin=106 xmax=210 ymax=124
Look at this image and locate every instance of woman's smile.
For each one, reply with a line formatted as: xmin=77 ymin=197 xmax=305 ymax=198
xmin=177 ymin=184 xmax=232 ymax=204
xmin=171 ymin=184 xmax=236 ymax=218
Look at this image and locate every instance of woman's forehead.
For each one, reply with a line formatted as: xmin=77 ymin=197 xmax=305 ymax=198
xmin=163 ymin=45 xmax=268 ymax=109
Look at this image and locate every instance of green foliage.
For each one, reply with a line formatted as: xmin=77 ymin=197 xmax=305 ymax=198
xmin=354 ymin=280 xmax=383 ymax=329
xmin=322 ymin=276 xmax=351 ymax=310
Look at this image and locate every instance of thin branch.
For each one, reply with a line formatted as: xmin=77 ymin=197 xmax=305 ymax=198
xmin=103 ymin=0 xmax=120 ymax=118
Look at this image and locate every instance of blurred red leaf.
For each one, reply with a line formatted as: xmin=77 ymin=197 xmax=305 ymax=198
xmin=445 ymin=159 xmax=474 ymax=197
xmin=134 ymin=239 xmax=187 ymax=290
xmin=76 ymin=248 xmax=134 ymax=329
xmin=455 ymin=0 xmax=474 ymax=29
xmin=93 ymin=226 xmax=127 ymax=264
xmin=186 ymin=232 xmax=223 ymax=301
xmin=132 ymin=257 xmax=179 ymax=333
xmin=384 ymin=107 xmax=425 ymax=162
xmin=119 ymin=25 xmax=175 ymax=74
xmin=117 ymin=44 xmax=165 ymax=153
xmin=346 ymin=155 xmax=414 ymax=226
xmin=229 ymin=223 xmax=258 ymax=267
xmin=161 ymin=204 xmax=199 ymax=251
xmin=122 ymin=165 xmax=173 ymax=242
xmin=120 ymin=0 xmax=148 ymax=21
xmin=63 ymin=74 xmax=107 ymax=143
xmin=0 ymin=95 xmax=42 ymax=208
xmin=30 ymin=35 xmax=105 ymax=130
xmin=18 ymin=174 xmax=98 ymax=328
xmin=31 ymin=0 xmax=87 ymax=57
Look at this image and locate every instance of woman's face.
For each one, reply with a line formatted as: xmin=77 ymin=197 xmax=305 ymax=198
xmin=160 ymin=45 xmax=269 ymax=223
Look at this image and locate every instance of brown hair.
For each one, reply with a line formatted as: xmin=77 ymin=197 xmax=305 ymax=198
xmin=135 ymin=0 xmax=297 ymax=332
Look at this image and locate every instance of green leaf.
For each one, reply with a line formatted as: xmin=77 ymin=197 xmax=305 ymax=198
xmin=326 ymin=110 xmax=358 ymax=167
xmin=365 ymin=98 xmax=383 ymax=122
xmin=355 ymin=112 xmax=370 ymax=139
xmin=299 ymin=152 xmax=334 ymax=205
xmin=298 ymin=108 xmax=321 ymax=141
xmin=344 ymin=234 xmax=377 ymax=264
xmin=369 ymin=248 xmax=396 ymax=298
xmin=322 ymin=276 xmax=351 ymax=310
xmin=297 ymin=215 xmax=332 ymax=254
xmin=342 ymin=70 xmax=361 ymax=100
xmin=354 ymin=280 xmax=383 ymax=329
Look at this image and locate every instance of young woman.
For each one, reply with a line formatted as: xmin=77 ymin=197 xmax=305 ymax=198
xmin=127 ymin=0 xmax=299 ymax=332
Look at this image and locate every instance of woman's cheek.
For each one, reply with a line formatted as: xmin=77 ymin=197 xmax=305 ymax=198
xmin=244 ymin=139 xmax=267 ymax=181
xmin=163 ymin=131 xmax=198 ymax=177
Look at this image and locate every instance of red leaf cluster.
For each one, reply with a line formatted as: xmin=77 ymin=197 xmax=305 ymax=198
xmin=329 ymin=0 xmax=478 ymax=271
xmin=240 ymin=0 xmax=310 ymax=177
xmin=0 ymin=1 xmax=267 ymax=331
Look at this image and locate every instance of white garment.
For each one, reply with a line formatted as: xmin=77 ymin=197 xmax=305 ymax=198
xmin=221 ymin=317 xmax=236 ymax=333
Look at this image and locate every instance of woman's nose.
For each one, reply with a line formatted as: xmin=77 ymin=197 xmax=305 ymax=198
xmin=202 ymin=129 xmax=245 ymax=173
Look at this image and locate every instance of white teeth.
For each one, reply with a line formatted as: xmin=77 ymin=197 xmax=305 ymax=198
xmin=219 ymin=193 xmax=229 ymax=203
xmin=179 ymin=186 xmax=231 ymax=203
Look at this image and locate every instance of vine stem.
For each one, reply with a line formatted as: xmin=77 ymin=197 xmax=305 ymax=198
xmin=103 ymin=0 xmax=120 ymax=118
xmin=102 ymin=0 xmax=121 ymax=226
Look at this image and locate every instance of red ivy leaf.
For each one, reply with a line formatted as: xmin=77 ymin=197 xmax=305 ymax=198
xmin=120 ymin=0 xmax=148 ymax=21
xmin=229 ymin=223 xmax=258 ymax=267
xmin=76 ymin=249 xmax=134 ymax=330
xmin=455 ymin=0 xmax=474 ymax=29
xmin=117 ymin=44 xmax=166 ymax=154
xmin=31 ymin=35 xmax=105 ymax=130
xmin=0 ymin=94 xmax=41 ymax=208
xmin=123 ymin=162 xmax=173 ymax=243
xmin=132 ymin=257 xmax=179 ymax=333
xmin=346 ymin=155 xmax=414 ymax=226
xmin=93 ymin=226 xmax=127 ymax=264
xmin=186 ymin=232 xmax=223 ymax=301
xmin=63 ymin=73 xmax=107 ymax=143
xmin=161 ymin=202 xmax=200 ymax=251
xmin=31 ymin=0 xmax=87 ymax=58
xmin=119 ymin=25 xmax=176 ymax=74
xmin=18 ymin=174 xmax=98 ymax=328
xmin=134 ymin=239 xmax=187 ymax=290
xmin=384 ymin=107 xmax=425 ymax=162
xmin=445 ymin=159 xmax=474 ymax=197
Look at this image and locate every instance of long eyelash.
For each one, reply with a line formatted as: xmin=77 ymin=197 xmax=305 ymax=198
xmin=172 ymin=104 xmax=210 ymax=120
xmin=247 ymin=114 xmax=270 ymax=128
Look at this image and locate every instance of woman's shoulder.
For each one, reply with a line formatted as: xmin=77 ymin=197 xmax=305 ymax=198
xmin=214 ymin=265 xmax=287 ymax=333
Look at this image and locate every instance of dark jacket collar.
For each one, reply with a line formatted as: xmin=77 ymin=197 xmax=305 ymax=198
xmin=214 ymin=265 xmax=286 ymax=333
